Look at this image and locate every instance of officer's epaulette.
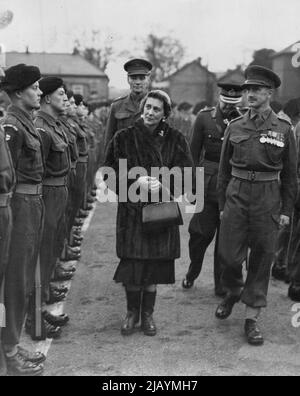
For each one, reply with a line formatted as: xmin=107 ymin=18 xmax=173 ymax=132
xmin=200 ymin=106 xmax=215 ymax=113
xmin=113 ymin=95 xmax=128 ymax=103
xmin=2 ymin=124 xmax=18 ymax=131
xmin=277 ymin=115 xmax=292 ymax=126
xmin=228 ymin=115 xmax=244 ymax=125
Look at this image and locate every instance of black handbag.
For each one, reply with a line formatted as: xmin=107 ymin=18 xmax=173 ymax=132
xmin=142 ymin=200 xmax=183 ymax=232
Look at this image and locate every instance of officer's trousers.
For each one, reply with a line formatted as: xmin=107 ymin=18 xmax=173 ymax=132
xmin=69 ymin=162 xmax=87 ymax=227
xmin=40 ymin=186 xmax=68 ymax=302
xmin=0 ymin=206 xmax=12 ymax=375
xmin=288 ymin=210 xmax=300 ymax=285
xmin=2 ymin=194 xmax=44 ymax=348
xmin=187 ymin=200 xmax=222 ymax=289
xmin=218 ymin=178 xmax=280 ymax=308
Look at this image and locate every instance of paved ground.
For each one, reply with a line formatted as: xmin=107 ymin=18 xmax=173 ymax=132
xmin=24 ymin=197 xmax=300 ymax=376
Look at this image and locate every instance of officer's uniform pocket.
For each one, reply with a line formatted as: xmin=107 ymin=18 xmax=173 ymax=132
xmin=264 ymin=144 xmax=284 ymax=164
xmin=115 ymin=112 xmax=131 ymax=130
xmin=229 ymin=134 xmax=250 ymax=163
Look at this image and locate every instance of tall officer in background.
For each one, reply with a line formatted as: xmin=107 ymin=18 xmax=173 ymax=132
xmin=216 ymin=66 xmax=297 ymax=346
xmin=28 ymin=77 xmax=70 ymax=338
xmin=104 ymin=58 xmax=152 ymax=150
xmin=182 ymin=82 xmax=243 ymax=296
xmin=0 ymin=64 xmax=45 ymax=376
xmin=0 ymin=124 xmax=15 ymax=376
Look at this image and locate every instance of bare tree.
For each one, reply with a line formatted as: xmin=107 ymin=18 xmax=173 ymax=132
xmin=73 ymin=30 xmax=114 ymax=72
xmin=250 ymin=48 xmax=276 ymax=69
xmin=144 ymin=33 xmax=185 ymax=82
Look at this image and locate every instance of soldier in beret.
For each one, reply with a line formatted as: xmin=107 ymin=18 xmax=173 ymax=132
xmin=0 ymin=64 xmax=45 ymax=376
xmin=0 ymin=123 xmax=16 ymax=376
xmin=216 ymin=65 xmax=297 ymax=346
xmin=104 ymin=58 xmax=152 ymax=150
xmin=182 ymin=82 xmax=244 ymax=296
xmin=25 ymin=77 xmax=71 ymax=339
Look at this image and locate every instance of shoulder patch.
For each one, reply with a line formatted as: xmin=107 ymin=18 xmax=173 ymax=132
xmin=2 ymin=124 xmax=18 ymax=131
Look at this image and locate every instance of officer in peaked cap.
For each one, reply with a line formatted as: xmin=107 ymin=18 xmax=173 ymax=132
xmin=216 ymin=65 xmax=297 ymax=346
xmin=0 ymin=64 xmax=45 ymax=376
xmin=182 ymin=81 xmax=244 ymax=297
xmin=104 ymin=58 xmax=152 ymax=150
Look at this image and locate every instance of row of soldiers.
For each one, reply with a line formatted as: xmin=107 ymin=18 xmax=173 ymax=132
xmin=0 ymin=63 xmax=104 ymax=376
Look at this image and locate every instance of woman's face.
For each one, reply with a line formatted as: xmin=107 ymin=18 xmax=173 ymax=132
xmin=143 ymin=97 xmax=165 ymax=129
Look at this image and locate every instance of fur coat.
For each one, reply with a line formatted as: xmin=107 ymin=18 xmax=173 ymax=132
xmin=104 ymin=118 xmax=194 ymax=260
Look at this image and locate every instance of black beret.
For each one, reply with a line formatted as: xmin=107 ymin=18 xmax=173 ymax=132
xmin=243 ymin=65 xmax=281 ymax=89
xmin=0 ymin=63 xmax=41 ymax=93
xmin=124 ymin=58 xmax=152 ymax=75
xmin=39 ymin=77 xmax=64 ymax=98
xmin=74 ymin=94 xmax=84 ymax=106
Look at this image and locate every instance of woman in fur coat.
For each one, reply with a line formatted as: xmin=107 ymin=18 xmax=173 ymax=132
xmin=104 ymin=90 xmax=195 ymax=336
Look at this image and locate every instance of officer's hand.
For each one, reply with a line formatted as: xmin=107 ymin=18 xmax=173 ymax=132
xmin=220 ymin=211 xmax=224 ymax=220
xmin=279 ymin=215 xmax=290 ymax=227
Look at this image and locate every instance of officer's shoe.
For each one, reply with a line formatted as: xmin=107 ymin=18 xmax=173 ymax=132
xmin=57 ymin=262 xmax=76 ymax=272
xmin=182 ymin=277 xmax=194 ymax=289
xmin=84 ymin=203 xmax=94 ymax=211
xmin=6 ymin=352 xmax=44 ymax=376
xmin=215 ymin=294 xmax=240 ymax=320
xmin=288 ymin=283 xmax=300 ymax=302
xmin=141 ymin=312 xmax=157 ymax=336
xmin=74 ymin=218 xmax=84 ymax=227
xmin=244 ymin=319 xmax=264 ymax=346
xmin=87 ymin=195 xmax=96 ymax=204
xmin=43 ymin=311 xmax=69 ymax=327
xmin=121 ymin=311 xmax=139 ymax=336
xmin=17 ymin=346 xmax=46 ymax=364
xmin=46 ymin=289 xmax=66 ymax=305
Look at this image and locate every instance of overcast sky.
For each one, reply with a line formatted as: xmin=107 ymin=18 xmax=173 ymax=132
xmin=0 ymin=0 xmax=300 ymax=87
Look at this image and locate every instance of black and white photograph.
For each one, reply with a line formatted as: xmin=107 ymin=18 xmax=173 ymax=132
xmin=0 ymin=0 xmax=300 ymax=378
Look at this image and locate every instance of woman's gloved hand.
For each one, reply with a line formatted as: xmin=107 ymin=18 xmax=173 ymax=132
xmin=136 ymin=176 xmax=161 ymax=192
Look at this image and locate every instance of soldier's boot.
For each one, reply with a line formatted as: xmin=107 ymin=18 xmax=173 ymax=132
xmin=121 ymin=290 xmax=141 ymax=336
xmin=244 ymin=319 xmax=264 ymax=346
xmin=141 ymin=291 xmax=157 ymax=336
xmin=6 ymin=351 xmax=44 ymax=376
xmin=0 ymin=340 xmax=7 ymax=377
xmin=215 ymin=294 xmax=241 ymax=320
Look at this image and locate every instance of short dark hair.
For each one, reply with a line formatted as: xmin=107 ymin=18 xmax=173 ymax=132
xmin=140 ymin=90 xmax=172 ymax=118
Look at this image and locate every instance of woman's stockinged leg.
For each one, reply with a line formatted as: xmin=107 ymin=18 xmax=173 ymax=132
xmin=141 ymin=284 xmax=157 ymax=336
xmin=120 ymin=284 xmax=142 ymax=336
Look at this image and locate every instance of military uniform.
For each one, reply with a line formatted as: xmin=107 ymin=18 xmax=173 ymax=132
xmin=183 ymin=83 xmax=243 ymax=294
xmin=218 ymin=108 xmax=297 ymax=307
xmin=35 ymin=110 xmax=70 ymax=304
xmin=0 ymin=125 xmax=15 ymax=376
xmin=104 ymin=94 xmax=145 ymax=149
xmin=104 ymin=58 xmax=152 ymax=150
xmin=1 ymin=105 xmax=44 ymax=349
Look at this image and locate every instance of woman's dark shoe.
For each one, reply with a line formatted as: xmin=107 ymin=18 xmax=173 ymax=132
xmin=288 ymin=284 xmax=300 ymax=302
xmin=121 ymin=290 xmax=142 ymax=336
xmin=182 ymin=278 xmax=194 ymax=289
xmin=43 ymin=310 xmax=69 ymax=327
xmin=141 ymin=291 xmax=157 ymax=336
xmin=141 ymin=312 xmax=157 ymax=336
xmin=215 ymin=294 xmax=240 ymax=320
xmin=78 ymin=209 xmax=89 ymax=218
xmin=244 ymin=319 xmax=264 ymax=346
xmin=121 ymin=311 xmax=139 ymax=336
